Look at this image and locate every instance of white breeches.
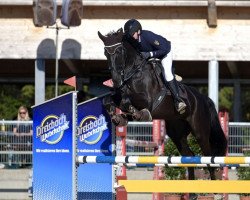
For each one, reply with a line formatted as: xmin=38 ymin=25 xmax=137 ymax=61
xmin=161 ymin=50 xmax=174 ymax=81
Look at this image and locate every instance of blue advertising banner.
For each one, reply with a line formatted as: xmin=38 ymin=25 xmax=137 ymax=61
xmin=77 ymin=95 xmax=114 ymax=199
xmin=32 ymin=92 xmax=77 ymax=200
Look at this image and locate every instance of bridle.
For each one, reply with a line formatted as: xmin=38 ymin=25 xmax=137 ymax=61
xmin=104 ymin=42 xmax=122 ymax=54
xmin=104 ymin=42 xmax=127 ymax=87
xmin=104 ymin=41 xmax=146 ymax=90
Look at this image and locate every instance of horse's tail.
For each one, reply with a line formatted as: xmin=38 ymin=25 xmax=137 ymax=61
xmin=207 ymin=97 xmax=228 ymax=156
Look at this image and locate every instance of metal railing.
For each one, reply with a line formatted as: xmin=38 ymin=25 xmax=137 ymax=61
xmin=126 ymin=122 xmax=250 ymax=156
xmin=0 ymin=120 xmax=250 ymax=168
xmin=228 ymin=122 xmax=250 ymax=156
xmin=0 ymin=120 xmax=33 ymax=168
xmin=126 ymin=122 xmax=155 ymax=156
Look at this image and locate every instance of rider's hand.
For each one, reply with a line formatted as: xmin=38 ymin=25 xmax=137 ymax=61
xmin=141 ymin=52 xmax=151 ymax=60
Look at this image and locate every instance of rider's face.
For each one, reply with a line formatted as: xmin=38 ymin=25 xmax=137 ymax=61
xmin=132 ymin=31 xmax=139 ymax=40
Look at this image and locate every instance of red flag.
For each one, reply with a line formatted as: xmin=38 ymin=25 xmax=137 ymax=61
xmin=103 ymin=79 xmax=113 ymax=88
xmin=64 ymin=76 xmax=76 ymax=88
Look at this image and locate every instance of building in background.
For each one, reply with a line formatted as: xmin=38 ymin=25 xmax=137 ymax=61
xmin=0 ymin=0 xmax=250 ymax=121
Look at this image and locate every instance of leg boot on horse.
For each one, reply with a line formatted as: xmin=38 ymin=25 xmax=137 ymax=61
xmin=129 ymin=106 xmax=152 ymax=121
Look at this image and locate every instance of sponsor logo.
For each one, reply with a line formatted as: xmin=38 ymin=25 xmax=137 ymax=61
xmin=36 ymin=114 xmax=69 ymax=144
xmin=77 ymin=114 xmax=108 ymax=144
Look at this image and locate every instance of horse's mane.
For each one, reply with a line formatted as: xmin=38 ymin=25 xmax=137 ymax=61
xmin=104 ymin=29 xmax=142 ymax=58
xmin=103 ymin=29 xmax=124 ymax=46
xmin=106 ymin=30 xmax=117 ymax=37
xmin=123 ymin=35 xmax=142 ymax=55
xmin=105 ymin=29 xmax=140 ymax=52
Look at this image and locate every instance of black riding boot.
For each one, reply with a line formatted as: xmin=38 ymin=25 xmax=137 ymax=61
xmin=167 ymin=79 xmax=187 ymax=114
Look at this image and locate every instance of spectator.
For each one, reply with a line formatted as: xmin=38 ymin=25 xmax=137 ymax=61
xmin=12 ymin=106 xmax=33 ymax=168
xmin=13 ymin=106 xmax=32 ymax=136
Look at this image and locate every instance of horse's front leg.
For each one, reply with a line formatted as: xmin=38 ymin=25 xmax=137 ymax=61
xmin=103 ymin=94 xmax=128 ymax=126
xmin=120 ymin=96 xmax=152 ymax=121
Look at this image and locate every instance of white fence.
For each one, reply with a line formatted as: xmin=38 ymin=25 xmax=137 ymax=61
xmin=0 ymin=120 xmax=32 ymax=168
xmin=228 ymin=122 xmax=250 ymax=155
xmin=126 ymin=122 xmax=155 ymax=156
xmin=0 ymin=120 xmax=249 ymax=168
xmin=126 ymin=122 xmax=250 ymax=156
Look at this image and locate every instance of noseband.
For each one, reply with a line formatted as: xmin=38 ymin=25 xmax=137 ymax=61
xmin=104 ymin=42 xmax=122 ymax=55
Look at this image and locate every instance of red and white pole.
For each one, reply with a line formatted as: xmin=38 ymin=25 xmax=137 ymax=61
xmin=219 ymin=111 xmax=229 ymax=200
xmin=116 ymin=109 xmax=127 ymax=200
xmin=152 ymin=120 xmax=166 ymax=200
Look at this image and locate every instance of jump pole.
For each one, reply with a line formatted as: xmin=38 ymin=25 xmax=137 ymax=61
xmin=219 ymin=111 xmax=229 ymax=200
xmin=117 ymin=180 xmax=250 ymax=194
xmin=78 ymin=156 xmax=250 ymax=164
xmin=115 ymin=109 xmax=128 ymax=200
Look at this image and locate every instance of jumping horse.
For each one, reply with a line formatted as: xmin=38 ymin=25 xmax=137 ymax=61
xmin=98 ymin=28 xmax=227 ymax=191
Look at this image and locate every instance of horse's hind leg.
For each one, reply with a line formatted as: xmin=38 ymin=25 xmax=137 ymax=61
xmin=198 ymin=141 xmax=217 ymax=180
xmin=171 ymin=136 xmax=196 ymax=180
xmin=189 ymin=119 xmax=216 ymax=180
xmin=167 ymin=121 xmax=198 ymax=200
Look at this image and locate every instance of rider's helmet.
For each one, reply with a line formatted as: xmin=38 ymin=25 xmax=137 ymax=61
xmin=124 ymin=19 xmax=142 ymax=37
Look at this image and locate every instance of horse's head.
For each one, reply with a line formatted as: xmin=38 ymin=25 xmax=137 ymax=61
xmin=98 ymin=28 xmax=126 ymax=88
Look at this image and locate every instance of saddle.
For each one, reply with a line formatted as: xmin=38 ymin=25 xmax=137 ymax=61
xmin=148 ymin=58 xmax=187 ymax=111
xmin=148 ymin=58 xmax=182 ymax=82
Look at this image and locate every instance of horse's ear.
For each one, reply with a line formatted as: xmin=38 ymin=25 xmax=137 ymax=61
xmin=98 ymin=31 xmax=106 ymax=43
xmin=117 ymin=28 xmax=123 ymax=33
xmin=117 ymin=28 xmax=123 ymax=39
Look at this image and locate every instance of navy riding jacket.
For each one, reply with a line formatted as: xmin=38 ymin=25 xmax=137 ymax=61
xmin=138 ymin=30 xmax=171 ymax=59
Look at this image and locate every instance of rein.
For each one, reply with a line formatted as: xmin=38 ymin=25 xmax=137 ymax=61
xmin=123 ymin=59 xmax=146 ymax=82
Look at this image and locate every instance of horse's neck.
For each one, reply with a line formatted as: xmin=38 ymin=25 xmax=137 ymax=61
xmin=126 ymin=55 xmax=136 ymax=66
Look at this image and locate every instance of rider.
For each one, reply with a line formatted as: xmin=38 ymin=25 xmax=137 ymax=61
xmin=124 ymin=19 xmax=186 ymax=114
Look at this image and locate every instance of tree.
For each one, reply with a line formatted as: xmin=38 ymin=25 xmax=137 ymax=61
xmin=219 ymin=87 xmax=233 ymax=112
xmin=0 ymin=85 xmax=34 ymax=119
xmin=0 ymin=84 xmax=75 ymax=120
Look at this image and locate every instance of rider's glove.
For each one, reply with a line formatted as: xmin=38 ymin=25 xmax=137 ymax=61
xmin=141 ymin=52 xmax=151 ymax=60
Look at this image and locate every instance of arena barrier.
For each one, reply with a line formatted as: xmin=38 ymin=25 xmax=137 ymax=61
xmin=115 ymin=163 xmax=250 ymax=167
xmin=117 ymin=180 xmax=250 ymax=193
xmin=32 ymin=92 xmax=250 ymax=200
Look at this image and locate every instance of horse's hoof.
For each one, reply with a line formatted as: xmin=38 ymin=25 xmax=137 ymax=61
xmin=117 ymin=117 xmax=128 ymax=126
xmin=132 ymin=112 xmax=141 ymax=121
xmin=111 ymin=115 xmax=128 ymax=126
xmin=140 ymin=109 xmax=152 ymax=121
xmin=111 ymin=116 xmax=120 ymax=126
xmin=132 ymin=109 xmax=152 ymax=121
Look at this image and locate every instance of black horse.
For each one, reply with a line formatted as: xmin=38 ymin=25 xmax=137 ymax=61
xmin=98 ymin=28 xmax=227 ymax=183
